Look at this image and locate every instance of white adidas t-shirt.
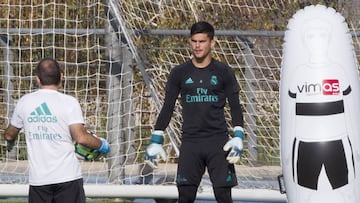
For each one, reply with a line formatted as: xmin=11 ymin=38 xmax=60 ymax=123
xmin=11 ymin=89 xmax=84 ymax=186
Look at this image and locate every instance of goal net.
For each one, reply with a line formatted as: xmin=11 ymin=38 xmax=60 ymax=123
xmin=1 ymin=0 xmax=360 ymax=201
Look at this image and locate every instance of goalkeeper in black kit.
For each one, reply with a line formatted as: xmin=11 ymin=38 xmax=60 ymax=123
xmin=145 ymin=21 xmax=245 ymax=203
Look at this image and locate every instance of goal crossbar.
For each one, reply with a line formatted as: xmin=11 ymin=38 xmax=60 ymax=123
xmin=0 ymin=184 xmax=286 ymax=202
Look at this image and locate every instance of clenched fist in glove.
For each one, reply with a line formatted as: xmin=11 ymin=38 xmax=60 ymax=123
xmin=144 ymin=130 xmax=167 ymax=169
xmin=223 ymin=126 xmax=244 ymax=164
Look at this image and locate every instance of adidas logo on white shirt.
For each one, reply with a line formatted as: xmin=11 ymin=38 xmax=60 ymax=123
xmin=30 ymin=102 xmax=52 ymax=116
xmin=27 ymin=102 xmax=57 ymax=123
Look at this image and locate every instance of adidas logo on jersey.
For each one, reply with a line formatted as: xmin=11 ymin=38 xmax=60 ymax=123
xmin=185 ymin=77 xmax=194 ymax=84
xmin=27 ymin=102 xmax=57 ymax=123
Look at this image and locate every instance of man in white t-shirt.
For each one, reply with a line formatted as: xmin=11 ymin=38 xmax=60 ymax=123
xmin=4 ymin=58 xmax=110 ymax=203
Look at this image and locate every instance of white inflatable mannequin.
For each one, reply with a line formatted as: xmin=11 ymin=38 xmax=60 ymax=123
xmin=280 ymin=5 xmax=360 ymax=203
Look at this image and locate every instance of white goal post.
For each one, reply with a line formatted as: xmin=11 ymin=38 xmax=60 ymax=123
xmin=1 ymin=0 xmax=360 ymax=201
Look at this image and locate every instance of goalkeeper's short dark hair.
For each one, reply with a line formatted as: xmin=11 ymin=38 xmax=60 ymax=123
xmin=36 ymin=58 xmax=62 ymax=86
xmin=190 ymin=21 xmax=215 ymax=40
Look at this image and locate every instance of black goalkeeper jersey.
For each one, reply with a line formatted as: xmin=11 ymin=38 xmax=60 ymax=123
xmin=154 ymin=59 xmax=244 ymax=141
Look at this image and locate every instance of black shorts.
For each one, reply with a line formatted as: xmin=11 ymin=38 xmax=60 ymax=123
xmin=29 ymin=178 xmax=86 ymax=203
xmin=296 ymin=139 xmax=351 ymax=190
xmin=176 ymin=138 xmax=238 ymax=188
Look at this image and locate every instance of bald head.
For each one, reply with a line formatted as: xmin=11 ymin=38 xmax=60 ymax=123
xmin=36 ymin=58 xmax=62 ymax=86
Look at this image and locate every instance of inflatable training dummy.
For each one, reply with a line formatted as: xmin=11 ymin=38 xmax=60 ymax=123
xmin=279 ymin=4 xmax=360 ymax=203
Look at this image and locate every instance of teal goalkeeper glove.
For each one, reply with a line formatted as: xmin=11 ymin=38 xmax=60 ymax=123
xmin=144 ymin=131 xmax=167 ymax=169
xmin=223 ymin=126 xmax=244 ymax=164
